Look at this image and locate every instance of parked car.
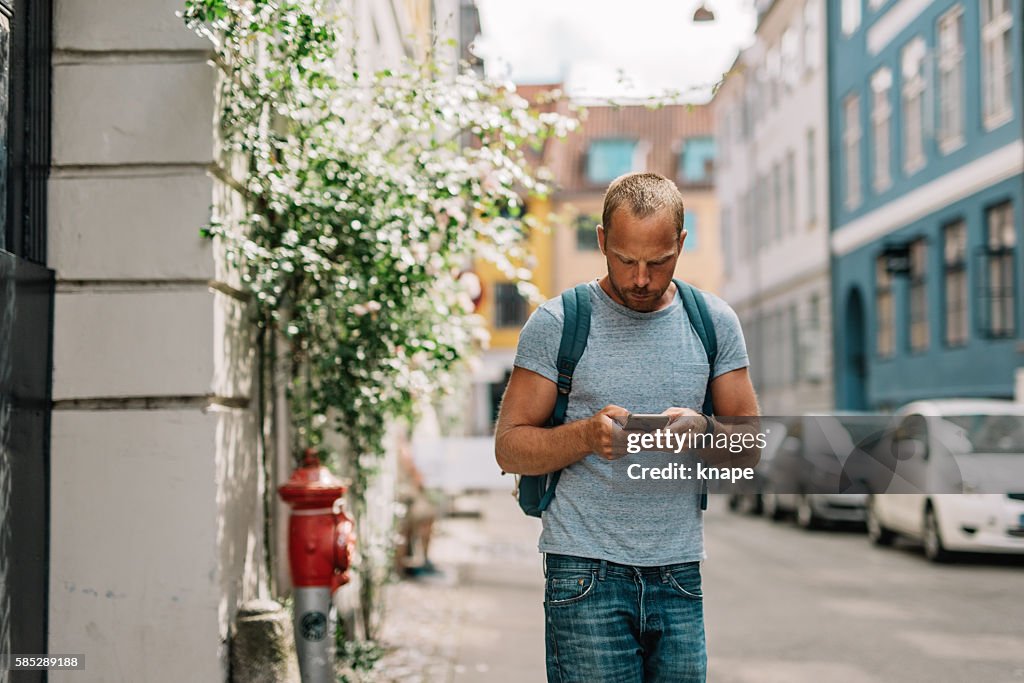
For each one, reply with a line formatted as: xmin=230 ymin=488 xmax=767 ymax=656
xmin=866 ymin=399 xmax=1024 ymax=562
xmin=726 ymin=419 xmax=792 ymax=515
xmin=759 ymin=413 xmax=890 ymax=529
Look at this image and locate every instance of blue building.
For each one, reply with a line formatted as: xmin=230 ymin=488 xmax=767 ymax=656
xmin=828 ymin=0 xmax=1024 ymax=409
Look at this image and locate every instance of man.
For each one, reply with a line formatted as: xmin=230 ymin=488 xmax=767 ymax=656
xmin=495 ymin=172 xmax=759 ymax=682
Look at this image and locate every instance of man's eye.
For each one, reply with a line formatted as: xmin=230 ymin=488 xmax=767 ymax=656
xmin=619 ymin=257 xmax=635 ymax=265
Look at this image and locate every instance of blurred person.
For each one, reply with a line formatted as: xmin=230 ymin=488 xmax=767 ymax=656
xmin=395 ymin=440 xmax=440 ymax=577
xmin=495 ymin=172 xmax=759 ymax=682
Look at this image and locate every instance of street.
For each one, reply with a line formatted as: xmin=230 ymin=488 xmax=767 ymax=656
xmin=378 ymin=492 xmax=1024 ymax=683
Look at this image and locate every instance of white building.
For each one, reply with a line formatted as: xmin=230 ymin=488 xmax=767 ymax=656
xmin=714 ymin=0 xmax=832 ymax=415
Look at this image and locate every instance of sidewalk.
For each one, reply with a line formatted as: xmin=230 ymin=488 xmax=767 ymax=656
xmin=375 ymin=490 xmax=546 ymax=682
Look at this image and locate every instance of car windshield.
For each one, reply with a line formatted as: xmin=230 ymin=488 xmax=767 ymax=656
xmin=941 ymin=414 xmax=1024 ymax=454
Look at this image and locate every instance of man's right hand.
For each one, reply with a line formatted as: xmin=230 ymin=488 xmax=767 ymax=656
xmin=589 ymin=404 xmax=631 ymax=460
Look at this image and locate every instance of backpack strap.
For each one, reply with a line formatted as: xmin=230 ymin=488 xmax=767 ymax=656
xmin=551 ymin=283 xmax=592 ymax=426
xmin=535 ymin=283 xmax=592 ymax=512
xmin=674 ymin=279 xmax=718 ymax=511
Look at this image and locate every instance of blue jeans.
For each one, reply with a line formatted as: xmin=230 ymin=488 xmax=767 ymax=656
xmin=543 ymin=553 xmax=706 ymax=683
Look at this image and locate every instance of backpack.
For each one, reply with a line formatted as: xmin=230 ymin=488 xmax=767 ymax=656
xmin=515 ymin=278 xmax=719 ymax=517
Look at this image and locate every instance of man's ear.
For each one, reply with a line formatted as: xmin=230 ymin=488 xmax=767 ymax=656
xmin=597 ymin=225 xmax=607 ymax=255
xmin=678 ymin=228 xmax=688 ymax=253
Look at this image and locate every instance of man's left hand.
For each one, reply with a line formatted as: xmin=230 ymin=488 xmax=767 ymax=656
xmin=660 ymin=407 xmax=708 ymax=437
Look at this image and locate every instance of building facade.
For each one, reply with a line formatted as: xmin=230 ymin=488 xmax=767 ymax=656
xmin=715 ymin=0 xmax=833 ymax=415
xmin=828 ymin=0 xmax=1024 ymax=409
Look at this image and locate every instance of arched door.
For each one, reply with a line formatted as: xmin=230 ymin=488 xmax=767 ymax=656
xmin=843 ymin=287 xmax=868 ymax=410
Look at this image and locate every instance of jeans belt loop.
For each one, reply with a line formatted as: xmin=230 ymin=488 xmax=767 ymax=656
xmin=543 ymin=552 xmax=548 ymax=578
xmin=660 ymin=565 xmax=670 ymax=584
xmin=598 ymin=559 xmax=608 ymax=581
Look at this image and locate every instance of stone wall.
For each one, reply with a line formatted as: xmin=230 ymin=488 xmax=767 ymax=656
xmin=47 ymin=1 xmax=263 ymax=680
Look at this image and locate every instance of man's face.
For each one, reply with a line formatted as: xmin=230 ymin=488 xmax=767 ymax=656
xmin=598 ymin=207 xmax=686 ymax=312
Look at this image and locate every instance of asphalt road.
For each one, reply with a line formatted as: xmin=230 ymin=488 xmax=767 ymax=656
xmin=704 ymin=499 xmax=1024 ymax=683
xmin=378 ymin=493 xmax=1024 ymax=682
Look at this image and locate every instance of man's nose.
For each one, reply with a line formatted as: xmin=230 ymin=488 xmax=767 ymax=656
xmin=635 ymin=263 xmax=650 ymax=288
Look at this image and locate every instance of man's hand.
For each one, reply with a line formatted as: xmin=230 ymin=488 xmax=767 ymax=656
xmin=588 ymin=404 xmax=631 ymax=460
xmin=661 ymin=407 xmax=708 ymax=440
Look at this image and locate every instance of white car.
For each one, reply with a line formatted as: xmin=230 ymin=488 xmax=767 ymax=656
xmin=866 ymin=399 xmax=1024 ymax=562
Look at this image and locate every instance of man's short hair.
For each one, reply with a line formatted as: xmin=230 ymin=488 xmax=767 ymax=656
xmin=601 ymin=172 xmax=686 ymax=237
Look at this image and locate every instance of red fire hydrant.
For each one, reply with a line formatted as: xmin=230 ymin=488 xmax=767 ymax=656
xmin=278 ymin=448 xmax=356 ymax=683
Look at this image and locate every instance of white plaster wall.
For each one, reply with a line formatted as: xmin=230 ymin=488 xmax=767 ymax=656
xmin=48 ymin=1 xmax=263 ymax=681
xmin=715 ymin=0 xmax=834 ymax=412
xmin=47 ymin=407 xmax=258 ymax=683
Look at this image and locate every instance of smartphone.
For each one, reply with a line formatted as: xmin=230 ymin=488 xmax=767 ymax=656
xmin=622 ymin=413 xmax=671 ymax=431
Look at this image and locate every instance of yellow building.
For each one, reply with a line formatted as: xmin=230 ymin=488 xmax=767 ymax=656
xmin=545 ymin=100 xmax=721 ymax=295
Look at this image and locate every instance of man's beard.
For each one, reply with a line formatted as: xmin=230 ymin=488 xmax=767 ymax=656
xmin=608 ymin=276 xmax=668 ymax=312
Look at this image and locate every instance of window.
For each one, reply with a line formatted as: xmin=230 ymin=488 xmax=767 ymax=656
xmin=901 ymin=38 xmax=926 ymax=174
xmin=719 ymin=111 xmax=730 ymax=167
xmin=786 ymin=150 xmax=796 ymax=234
xmin=876 ymin=255 xmax=894 ymax=357
xmin=870 ymin=67 xmax=892 ymax=192
xmin=493 ymin=282 xmax=528 ymax=328
xmin=801 ymin=292 xmax=823 ymax=381
xmin=943 ymin=220 xmax=968 ymax=346
xmin=982 ymin=202 xmax=1016 ymax=337
xmin=981 ymin=0 xmax=1014 ymax=128
xmin=908 ymin=239 xmax=928 ymax=352
xmin=684 ymin=210 xmax=698 ymax=251
xmin=789 ymin=302 xmax=800 ymax=383
xmin=758 ymin=174 xmax=771 ymax=250
xmin=766 ymin=48 xmax=781 ymax=109
xmin=937 ymin=6 xmax=965 ymax=151
xmin=2 ymin=0 xmax=51 ymax=264
xmin=843 ymin=94 xmax=862 ymax=209
xmin=741 ymin=189 xmax=753 ymax=260
xmin=802 ymin=1 xmax=819 ymax=73
xmin=806 ymin=128 xmax=817 ymax=226
xmin=722 ymin=207 xmax=733 ymax=270
xmin=587 ymin=139 xmax=638 ymax=183
xmin=841 ymin=0 xmax=861 ymax=35
xmin=743 ymin=81 xmax=755 ymax=138
xmin=679 ymin=137 xmax=716 ymax=183
xmin=781 ymin=26 xmax=801 ymax=90
xmin=575 ymin=213 xmax=600 ymax=251
xmin=772 ymin=163 xmax=782 ymax=240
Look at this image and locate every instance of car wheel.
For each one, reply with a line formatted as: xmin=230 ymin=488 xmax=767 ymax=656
xmin=866 ymin=497 xmax=895 ymax=546
xmin=923 ymin=507 xmax=952 ymax=563
xmin=751 ymin=494 xmax=764 ymax=516
xmin=763 ymin=488 xmax=785 ymax=521
xmin=796 ymin=495 xmax=822 ymax=530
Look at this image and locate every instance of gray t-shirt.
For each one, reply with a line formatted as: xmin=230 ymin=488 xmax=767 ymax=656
xmin=513 ymin=279 xmax=749 ymax=566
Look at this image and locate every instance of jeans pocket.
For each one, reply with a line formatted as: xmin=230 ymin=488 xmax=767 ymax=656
xmin=545 ymin=570 xmax=597 ymax=606
xmin=666 ymin=565 xmax=703 ymax=601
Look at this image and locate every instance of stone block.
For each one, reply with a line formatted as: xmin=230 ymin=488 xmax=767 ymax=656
xmin=49 ymin=172 xmax=216 ymax=280
xmin=52 ymin=287 xmax=253 ymax=400
xmin=48 ymin=408 xmax=226 ymax=682
xmin=231 ymin=601 xmax=300 ymax=683
xmin=54 ymin=0 xmax=210 ymax=52
xmin=53 ymin=61 xmax=217 ymax=166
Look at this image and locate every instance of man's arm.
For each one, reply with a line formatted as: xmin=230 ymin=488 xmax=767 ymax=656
xmin=706 ymin=367 xmax=761 ymax=468
xmin=662 ymin=367 xmax=761 ymax=468
xmin=494 ymin=366 xmax=629 ymax=475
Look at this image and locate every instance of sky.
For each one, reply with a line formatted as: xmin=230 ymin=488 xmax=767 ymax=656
xmin=472 ymin=0 xmax=758 ymax=102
